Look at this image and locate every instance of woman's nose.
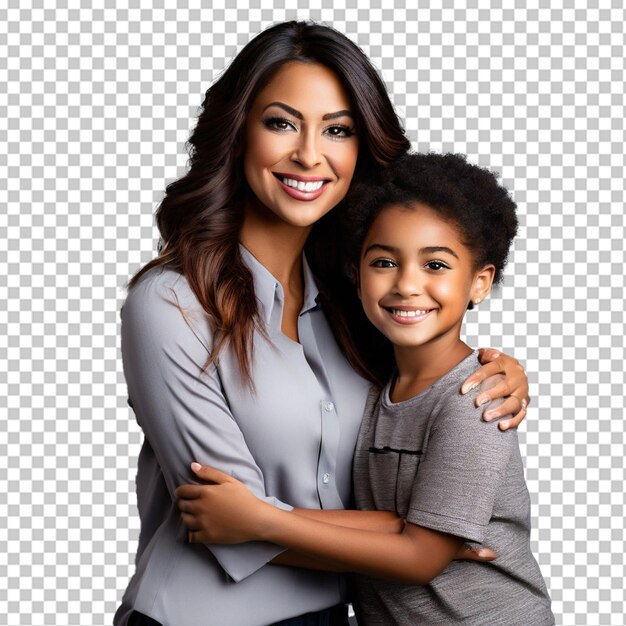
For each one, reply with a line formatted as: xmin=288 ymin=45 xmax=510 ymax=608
xmin=291 ymin=131 xmax=322 ymax=168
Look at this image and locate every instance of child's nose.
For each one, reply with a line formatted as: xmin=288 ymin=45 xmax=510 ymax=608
xmin=393 ymin=269 xmax=422 ymax=297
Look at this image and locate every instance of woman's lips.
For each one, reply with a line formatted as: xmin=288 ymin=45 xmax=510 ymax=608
xmin=274 ymin=173 xmax=330 ymax=201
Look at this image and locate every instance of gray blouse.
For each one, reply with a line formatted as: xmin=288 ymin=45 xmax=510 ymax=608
xmin=114 ymin=247 xmax=371 ymax=626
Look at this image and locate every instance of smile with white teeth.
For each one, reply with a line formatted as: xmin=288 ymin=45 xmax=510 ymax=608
xmin=389 ymin=308 xmax=431 ymax=318
xmin=280 ymin=176 xmax=325 ymax=192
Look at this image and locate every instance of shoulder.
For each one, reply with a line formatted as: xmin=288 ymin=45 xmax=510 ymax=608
xmin=125 ymin=266 xmax=198 ymax=309
xmin=123 ymin=266 xmax=206 ymax=319
xmin=430 ymin=356 xmax=512 ymax=435
xmin=122 ymin=266 xmax=213 ymax=349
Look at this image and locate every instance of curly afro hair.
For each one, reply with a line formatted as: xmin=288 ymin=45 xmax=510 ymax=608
xmin=342 ymin=152 xmax=518 ymax=289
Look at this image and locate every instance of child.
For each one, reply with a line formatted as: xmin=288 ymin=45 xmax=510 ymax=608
xmin=176 ymin=153 xmax=554 ymax=625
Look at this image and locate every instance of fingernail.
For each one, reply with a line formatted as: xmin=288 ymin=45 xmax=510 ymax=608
xmin=500 ymin=421 xmax=509 ymax=430
xmin=484 ymin=410 xmax=496 ymax=420
xmin=462 ymin=381 xmax=479 ymax=394
xmin=191 ymin=462 xmax=202 ymax=471
xmin=477 ymin=549 xmax=488 ymax=558
xmin=477 ymin=396 xmax=490 ymax=406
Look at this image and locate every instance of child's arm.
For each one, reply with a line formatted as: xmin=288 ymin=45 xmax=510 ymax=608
xmin=291 ymin=507 xmax=405 ymax=533
xmin=272 ymin=509 xmax=493 ymax=573
xmin=177 ymin=464 xmax=464 ymax=584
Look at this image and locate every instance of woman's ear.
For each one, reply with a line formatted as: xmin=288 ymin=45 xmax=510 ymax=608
xmin=470 ymin=264 xmax=496 ymax=306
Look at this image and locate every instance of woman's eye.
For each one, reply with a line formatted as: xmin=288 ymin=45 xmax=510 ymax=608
xmin=425 ymin=260 xmax=449 ymax=271
xmin=263 ymin=117 xmax=295 ymax=131
xmin=325 ymin=125 xmax=355 ymax=138
xmin=371 ymin=258 xmax=397 ymax=268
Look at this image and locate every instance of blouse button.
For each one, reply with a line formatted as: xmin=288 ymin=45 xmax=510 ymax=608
xmin=323 ymin=401 xmax=334 ymax=412
xmin=322 ymin=473 xmax=330 ymax=484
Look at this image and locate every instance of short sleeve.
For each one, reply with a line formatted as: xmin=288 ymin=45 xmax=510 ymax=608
xmin=406 ymin=390 xmax=517 ymax=544
xmin=122 ymin=269 xmax=292 ymax=581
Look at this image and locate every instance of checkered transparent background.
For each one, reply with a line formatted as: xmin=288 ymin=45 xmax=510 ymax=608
xmin=2 ymin=1 xmax=624 ymax=624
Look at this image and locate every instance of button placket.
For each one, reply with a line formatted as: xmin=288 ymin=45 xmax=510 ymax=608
xmin=319 ymin=400 xmax=335 ymax=488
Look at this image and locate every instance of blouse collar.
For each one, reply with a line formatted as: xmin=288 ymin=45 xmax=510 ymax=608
xmin=239 ymin=244 xmax=320 ymax=328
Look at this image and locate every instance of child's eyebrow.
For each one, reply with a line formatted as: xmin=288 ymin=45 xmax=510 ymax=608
xmin=363 ymin=244 xmax=459 ymax=259
xmin=363 ymin=243 xmax=398 ymax=255
xmin=420 ymin=246 xmax=459 ymax=259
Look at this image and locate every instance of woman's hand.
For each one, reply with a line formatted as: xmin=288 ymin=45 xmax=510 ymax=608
xmin=175 ymin=463 xmax=273 ymax=544
xmin=461 ymin=348 xmax=530 ymax=430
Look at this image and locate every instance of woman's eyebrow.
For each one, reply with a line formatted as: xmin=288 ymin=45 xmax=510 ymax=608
xmin=263 ymin=102 xmax=353 ymax=121
xmin=264 ymin=102 xmax=303 ymax=119
xmin=322 ymin=110 xmax=353 ymax=120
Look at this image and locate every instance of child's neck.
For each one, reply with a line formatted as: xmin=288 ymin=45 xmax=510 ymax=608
xmin=391 ymin=337 xmax=473 ymax=403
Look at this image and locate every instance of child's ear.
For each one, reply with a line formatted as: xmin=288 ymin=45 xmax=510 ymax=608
xmin=470 ymin=264 xmax=496 ymax=306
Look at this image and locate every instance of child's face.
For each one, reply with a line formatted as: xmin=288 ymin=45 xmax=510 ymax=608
xmin=358 ymin=202 xmax=495 ymax=351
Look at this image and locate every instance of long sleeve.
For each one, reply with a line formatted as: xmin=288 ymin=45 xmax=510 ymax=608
xmin=121 ymin=268 xmax=292 ymax=582
xmin=116 ymin=257 xmax=371 ymax=625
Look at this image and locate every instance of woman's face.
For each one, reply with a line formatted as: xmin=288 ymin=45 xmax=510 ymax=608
xmin=243 ymin=61 xmax=359 ymax=229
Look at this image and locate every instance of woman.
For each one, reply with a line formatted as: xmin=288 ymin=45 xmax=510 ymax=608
xmin=115 ymin=21 xmax=529 ymax=626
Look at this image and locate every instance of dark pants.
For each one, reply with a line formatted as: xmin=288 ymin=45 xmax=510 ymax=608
xmin=128 ymin=613 xmax=162 ymax=626
xmin=128 ymin=604 xmax=350 ymax=626
xmin=271 ymin=604 xmax=349 ymax=626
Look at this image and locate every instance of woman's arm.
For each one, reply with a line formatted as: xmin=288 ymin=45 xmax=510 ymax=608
xmin=177 ymin=464 xmax=463 ymax=584
xmin=464 ymin=348 xmax=530 ymax=429
xmin=122 ymin=272 xmax=295 ymax=582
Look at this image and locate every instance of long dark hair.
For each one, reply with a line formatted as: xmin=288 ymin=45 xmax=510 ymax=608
xmin=130 ymin=20 xmax=410 ymax=383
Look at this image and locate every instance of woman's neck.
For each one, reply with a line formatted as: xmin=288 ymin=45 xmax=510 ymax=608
xmin=239 ymin=204 xmax=313 ymax=343
xmin=239 ymin=205 xmax=311 ymax=292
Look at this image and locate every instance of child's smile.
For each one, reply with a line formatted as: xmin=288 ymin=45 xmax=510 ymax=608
xmin=358 ymin=202 xmax=495 ymax=362
xmin=384 ymin=306 xmax=434 ymax=325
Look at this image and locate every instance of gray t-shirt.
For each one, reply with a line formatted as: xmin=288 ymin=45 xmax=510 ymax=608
xmin=352 ymin=351 xmax=554 ymax=625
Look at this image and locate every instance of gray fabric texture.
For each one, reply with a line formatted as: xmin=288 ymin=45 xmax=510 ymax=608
xmin=352 ymin=351 xmax=554 ymax=625
xmin=115 ymin=246 xmax=370 ymax=626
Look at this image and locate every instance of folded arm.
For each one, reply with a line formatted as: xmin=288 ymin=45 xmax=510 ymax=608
xmin=178 ymin=465 xmax=472 ymax=584
xmin=122 ymin=272 xmax=293 ymax=581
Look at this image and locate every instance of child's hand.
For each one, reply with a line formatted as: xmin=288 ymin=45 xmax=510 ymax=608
xmin=175 ymin=463 xmax=274 ymax=545
xmin=461 ymin=348 xmax=530 ymax=430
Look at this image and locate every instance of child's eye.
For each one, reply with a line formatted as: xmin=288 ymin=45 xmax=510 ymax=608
xmin=263 ymin=117 xmax=296 ymax=132
xmin=370 ymin=258 xmax=397 ymax=269
xmin=425 ymin=260 xmax=450 ymax=271
xmin=324 ymin=125 xmax=355 ymax=139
